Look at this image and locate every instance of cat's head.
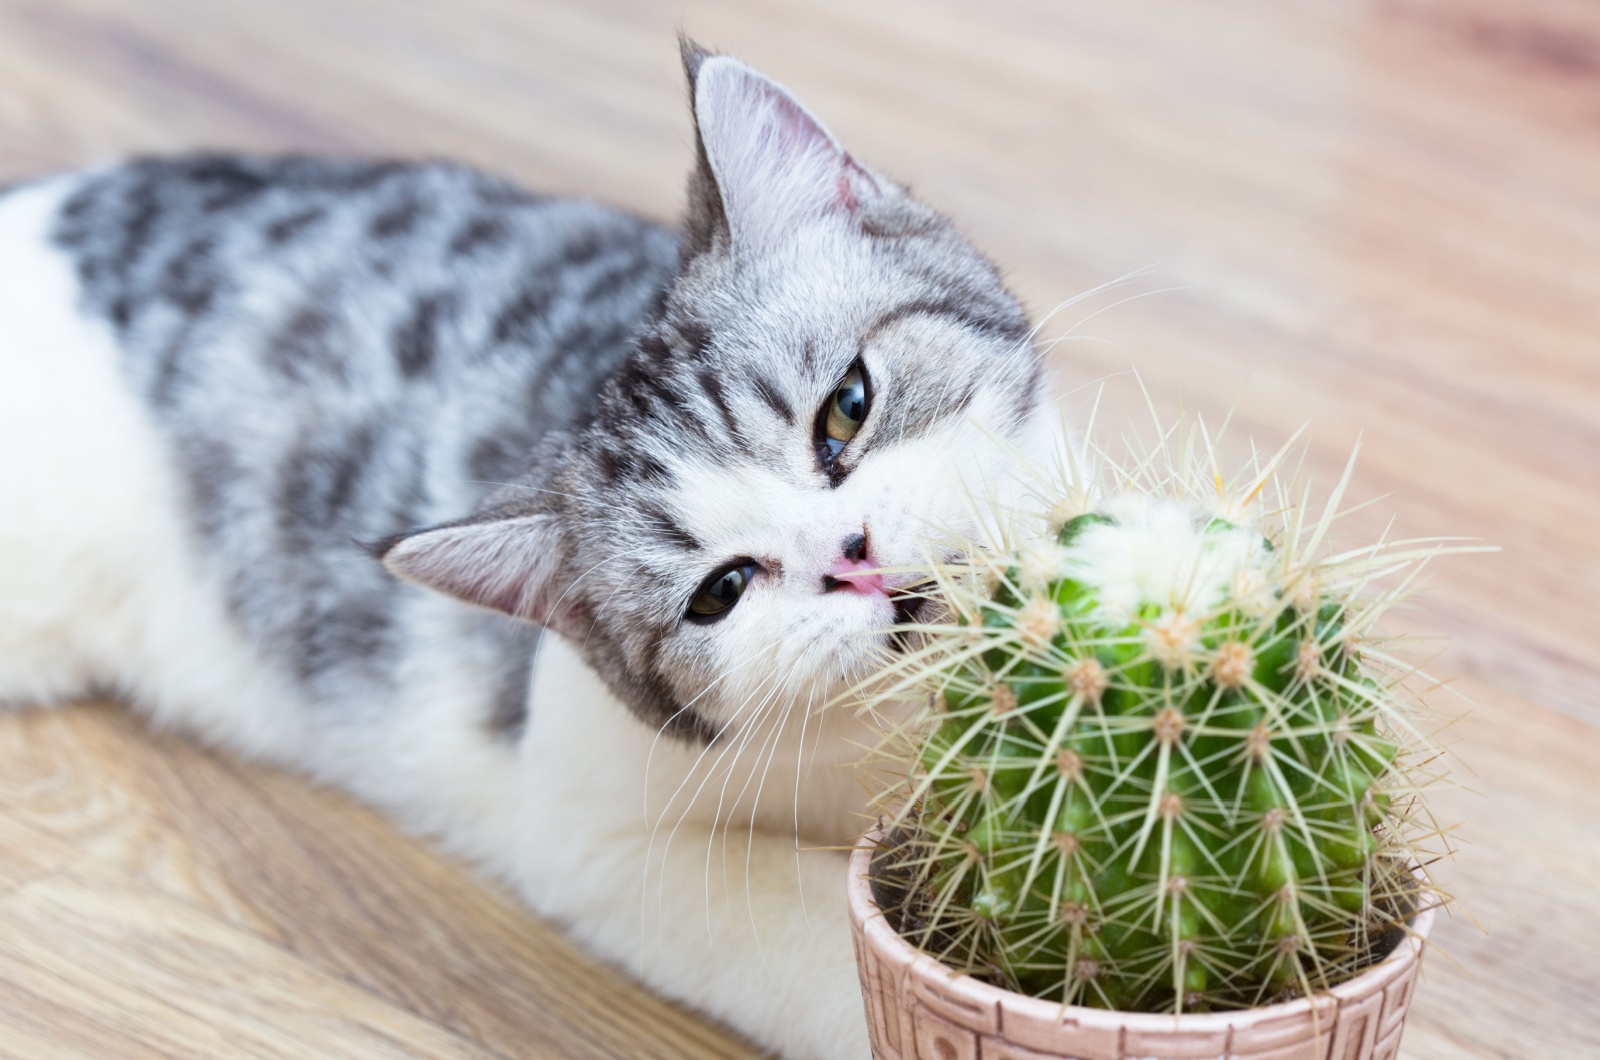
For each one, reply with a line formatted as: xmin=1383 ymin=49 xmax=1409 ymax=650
xmin=383 ymin=43 xmax=1050 ymax=742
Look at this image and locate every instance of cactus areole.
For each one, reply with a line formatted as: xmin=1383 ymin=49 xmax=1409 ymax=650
xmin=873 ymin=491 xmax=1439 ymax=1015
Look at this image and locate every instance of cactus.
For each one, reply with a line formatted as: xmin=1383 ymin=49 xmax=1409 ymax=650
xmin=871 ymin=426 xmax=1452 ymax=1014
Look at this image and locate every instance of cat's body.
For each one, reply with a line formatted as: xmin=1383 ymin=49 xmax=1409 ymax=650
xmin=0 ymin=46 xmax=1048 ymax=1059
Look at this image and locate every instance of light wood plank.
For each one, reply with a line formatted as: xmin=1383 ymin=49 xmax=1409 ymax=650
xmin=0 ymin=0 xmax=1595 ymax=1056
xmin=0 ymin=871 xmax=498 ymax=1059
xmin=0 ymin=707 xmax=760 ymax=1059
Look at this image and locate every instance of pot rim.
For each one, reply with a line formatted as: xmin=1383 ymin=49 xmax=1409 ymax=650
xmin=847 ymin=825 xmax=1435 ymax=1033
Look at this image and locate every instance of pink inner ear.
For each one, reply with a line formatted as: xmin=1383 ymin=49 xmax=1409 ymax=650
xmin=482 ymin=578 xmax=533 ymax=620
xmin=765 ymin=87 xmax=816 ymax=153
xmin=836 ymin=163 xmax=870 ymax=214
xmin=697 ymin=55 xmax=880 ymax=240
xmin=762 ymin=81 xmax=869 ymax=214
xmin=485 ymin=569 xmax=590 ymax=633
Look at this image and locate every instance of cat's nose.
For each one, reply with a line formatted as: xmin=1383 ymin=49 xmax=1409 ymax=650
xmin=822 ymin=558 xmax=884 ymax=596
xmin=822 ymin=532 xmax=885 ymax=595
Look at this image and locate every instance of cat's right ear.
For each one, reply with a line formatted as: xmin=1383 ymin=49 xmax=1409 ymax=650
xmin=680 ymin=36 xmax=887 ymax=254
xmin=374 ymin=511 xmax=585 ymax=634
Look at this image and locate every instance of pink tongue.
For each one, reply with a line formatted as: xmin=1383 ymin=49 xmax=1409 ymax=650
xmin=827 ymin=558 xmax=885 ymax=596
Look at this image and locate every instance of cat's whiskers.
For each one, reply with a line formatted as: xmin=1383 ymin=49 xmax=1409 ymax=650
xmin=638 ymin=651 xmax=773 ymax=963
xmin=1053 ymin=281 xmax=1203 ymax=349
xmin=642 ymin=651 xmax=769 ymax=821
xmin=1022 ymin=264 xmax=1162 ymax=347
xmin=708 ymin=663 xmax=802 ymax=956
xmin=545 ymin=547 xmax=653 ymax=629
xmin=704 ymin=656 xmax=819 ymax=890
xmin=786 ymin=681 xmax=821 ymax=934
xmin=682 ymin=669 xmax=792 ymax=942
xmin=986 ymin=268 xmax=1166 ymax=402
xmin=645 ymin=657 xmax=787 ymax=946
xmin=580 ymin=559 xmax=652 ymax=650
xmin=971 ymin=279 xmax=1183 ymax=449
xmin=730 ymin=674 xmax=815 ymax=961
xmin=719 ymin=656 xmax=828 ymax=894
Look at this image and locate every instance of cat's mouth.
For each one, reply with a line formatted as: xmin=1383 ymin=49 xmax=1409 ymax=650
xmin=887 ymin=582 xmax=936 ymax=653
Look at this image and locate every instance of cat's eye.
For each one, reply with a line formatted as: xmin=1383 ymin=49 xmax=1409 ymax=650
xmin=815 ymin=361 xmax=872 ymax=472
xmin=686 ymin=560 xmax=759 ymax=624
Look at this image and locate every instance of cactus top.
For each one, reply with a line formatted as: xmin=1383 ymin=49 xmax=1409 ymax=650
xmin=1052 ymin=495 xmax=1276 ymax=625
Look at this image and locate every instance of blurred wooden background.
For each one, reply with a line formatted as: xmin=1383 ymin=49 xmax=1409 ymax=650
xmin=2 ymin=0 xmax=1598 ymax=1056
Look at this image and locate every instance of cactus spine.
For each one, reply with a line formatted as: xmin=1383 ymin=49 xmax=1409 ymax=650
xmin=874 ymin=432 xmax=1448 ymax=1013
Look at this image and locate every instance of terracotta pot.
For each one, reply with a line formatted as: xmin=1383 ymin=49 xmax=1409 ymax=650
xmin=847 ymin=831 xmax=1433 ymax=1060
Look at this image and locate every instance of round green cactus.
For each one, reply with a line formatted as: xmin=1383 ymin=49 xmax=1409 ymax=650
xmin=874 ymin=452 xmax=1447 ymax=1014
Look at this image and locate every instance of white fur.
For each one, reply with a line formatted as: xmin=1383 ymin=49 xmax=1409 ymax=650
xmin=0 ymin=178 xmax=873 ymax=1058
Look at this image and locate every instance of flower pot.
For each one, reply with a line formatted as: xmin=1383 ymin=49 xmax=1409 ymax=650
xmin=847 ymin=830 xmax=1433 ymax=1060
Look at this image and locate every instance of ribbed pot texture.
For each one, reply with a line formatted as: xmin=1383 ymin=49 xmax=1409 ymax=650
xmin=848 ymin=832 xmax=1433 ymax=1060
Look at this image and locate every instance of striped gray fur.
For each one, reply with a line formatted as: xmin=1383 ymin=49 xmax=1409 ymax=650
xmin=45 ymin=44 xmax=1042 ymax=745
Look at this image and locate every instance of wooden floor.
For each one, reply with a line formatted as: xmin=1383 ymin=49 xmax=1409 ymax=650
xmin=2 ymin=0 xmax=1598 ymax=1056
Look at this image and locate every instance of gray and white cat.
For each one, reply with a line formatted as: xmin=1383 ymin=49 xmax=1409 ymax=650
xmin=0 ymin=43 xmax=1051 ymax=1059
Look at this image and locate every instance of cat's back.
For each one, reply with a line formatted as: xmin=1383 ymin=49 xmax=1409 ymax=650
xmin=0 ymin=157 xmax=677 ymax=717
xmin=16 ymin=153 xmax=680 ymax=536
xmin=50 ymin=155 xmax=677 ymax=458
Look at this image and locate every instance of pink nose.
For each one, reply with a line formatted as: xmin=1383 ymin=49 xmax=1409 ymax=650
xmin=825 ymin=557 xmax=886 ymax=596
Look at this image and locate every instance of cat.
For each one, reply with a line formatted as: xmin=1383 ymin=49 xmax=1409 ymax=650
xmin=0 ymin=40 xmax=1053 ymax=1059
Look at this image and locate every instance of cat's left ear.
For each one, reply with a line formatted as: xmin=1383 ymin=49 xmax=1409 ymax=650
xmin=375 ymin=511 xmax=586 ymax=635
xmin=682 ymin=39 xmax=889 ymax=251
